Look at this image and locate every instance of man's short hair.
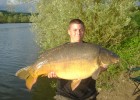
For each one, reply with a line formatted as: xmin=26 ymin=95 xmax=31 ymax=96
xmin=69 ymin=19 xmax=85 ymax=29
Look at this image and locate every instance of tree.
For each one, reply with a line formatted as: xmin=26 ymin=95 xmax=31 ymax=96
xmin=7 ymin=16 xmax=14 ymax=23
xmin=31 ymin=0 xmax=137 ymax=49
xmin=13 ymin=15 xmax=19 ymax=23
xmin=0 ymin=12 xmax=4 ymax=23
xmin=21 ymin=16 xmax=29 ymax=22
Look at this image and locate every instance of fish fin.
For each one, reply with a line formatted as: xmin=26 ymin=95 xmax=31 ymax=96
xmin=15 ymin=66 xmax=31 ymax=80
xmin=92 ymin=68 xmax=101 ymax=80
xmin=71 ymin=79 xmax=81 ymax=91
xmin=26 ymin=75 xmax=37 ymax=90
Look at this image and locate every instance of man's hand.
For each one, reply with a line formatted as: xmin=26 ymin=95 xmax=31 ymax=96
xmin=48 ymin=72 xmax=58 ymax=78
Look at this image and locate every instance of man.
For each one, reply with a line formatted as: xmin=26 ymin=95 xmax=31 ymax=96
xmin=48 ymin=19 xmax=99 ymax=100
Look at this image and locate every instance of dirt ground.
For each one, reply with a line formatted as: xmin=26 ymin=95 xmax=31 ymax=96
xmin=96 ymin=73 xmax=140 ymax=100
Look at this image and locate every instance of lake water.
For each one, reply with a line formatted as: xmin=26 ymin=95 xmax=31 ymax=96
xmin=0 ymin=23 xmax=39 ymax=100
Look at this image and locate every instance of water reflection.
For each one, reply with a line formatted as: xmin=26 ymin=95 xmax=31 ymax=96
xmin=31 ymin=76 xmax=56 ymax=100
xmin=0 ymin=23 xmax=38 ymax=100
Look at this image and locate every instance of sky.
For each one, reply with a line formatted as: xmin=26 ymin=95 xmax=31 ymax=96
xmin=0 ymin=0 xmax=37 ymax=12
xmin=0 ymin=0 xmax=25 ymax=6
xmin=0 ymin=0 xmax=37 ymax=5
xmin=0 ymin=0 xmax=6 ymax=5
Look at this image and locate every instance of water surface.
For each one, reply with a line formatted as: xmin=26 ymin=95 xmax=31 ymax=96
xmin=0 ymin=23 xmax=39 ymax=100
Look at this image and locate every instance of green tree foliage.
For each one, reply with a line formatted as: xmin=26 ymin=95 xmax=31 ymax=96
xmin=0 ymin=12 xmax=5 ymax=23
xmin=13 ymin=15 xmax=20 ymax=22
xmin=31 ymin=0 xmax=137 ymax=49
xmin=21 ymin=15 xmax=29 ymax=22
xmin=0 ymin=10 xmax=31 ymax=23
xmin=7 ymin=16 xmax=14 ymax=23
xmin=131 ymin=10 xmax=140 ymax=30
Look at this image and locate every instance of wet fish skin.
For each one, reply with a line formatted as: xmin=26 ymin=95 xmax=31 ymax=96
xmin=15 ymin=42 xmax=119 ymax=90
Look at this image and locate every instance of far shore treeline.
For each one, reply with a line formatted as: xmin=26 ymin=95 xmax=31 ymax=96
xmin=0 ymin=10 xmax=34 ymax=23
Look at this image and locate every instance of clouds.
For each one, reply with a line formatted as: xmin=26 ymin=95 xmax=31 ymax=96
xmin=0 ymin=0 xmax=21 ymax=6
xmin=0 ymin=0 xmax=38 ymax=12
xmin=0 ymin=0 xmax=38 ymax=6
xmin=7 ymin=0 xmax=20 ymax=5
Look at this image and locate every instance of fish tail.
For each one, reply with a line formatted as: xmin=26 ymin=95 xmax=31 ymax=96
xmin=15 ymin=66 xmax=37 ymax=90
xmin=15 ymin=66 xmax=31 ymax=80
xmin=26 ymin=75 xmax=37 ymax=90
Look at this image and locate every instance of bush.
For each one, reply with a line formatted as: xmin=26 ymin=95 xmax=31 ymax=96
xmin=117 ymin=36 xmax=140 ymax=68
xmin=31 ymin=0 xmax=137 ymax=50
xmin=97 ymin=35 xmax=140 ymax=89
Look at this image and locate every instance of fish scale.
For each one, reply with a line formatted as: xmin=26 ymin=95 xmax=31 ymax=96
xmin=15 ymin=42 xmax=119 ymax=90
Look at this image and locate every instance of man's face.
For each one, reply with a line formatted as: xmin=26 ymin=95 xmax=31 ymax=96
xmin=68 ymin=23 xmax=85 ymax=42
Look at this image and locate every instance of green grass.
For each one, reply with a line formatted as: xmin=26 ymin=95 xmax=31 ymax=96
xmin=97 ymin=35 xmax=140 ymax=89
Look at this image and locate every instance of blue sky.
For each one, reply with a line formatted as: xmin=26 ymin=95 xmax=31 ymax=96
xmin=0 ymin=0 xmax=37 ymax=12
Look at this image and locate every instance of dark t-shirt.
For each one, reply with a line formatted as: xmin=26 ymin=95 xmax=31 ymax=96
xmin=56 ymin=77 xmax=97 ymax=100
xmin=55 ymin=42 xmax=97 ymax=100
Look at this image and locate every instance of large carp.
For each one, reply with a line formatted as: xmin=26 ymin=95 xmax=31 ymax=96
xmin=15 ymin=42 xmax=119 ymax=90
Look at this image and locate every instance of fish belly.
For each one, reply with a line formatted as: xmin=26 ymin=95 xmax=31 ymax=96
xmin=49 ymin=59 xmax=99 ymax=80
